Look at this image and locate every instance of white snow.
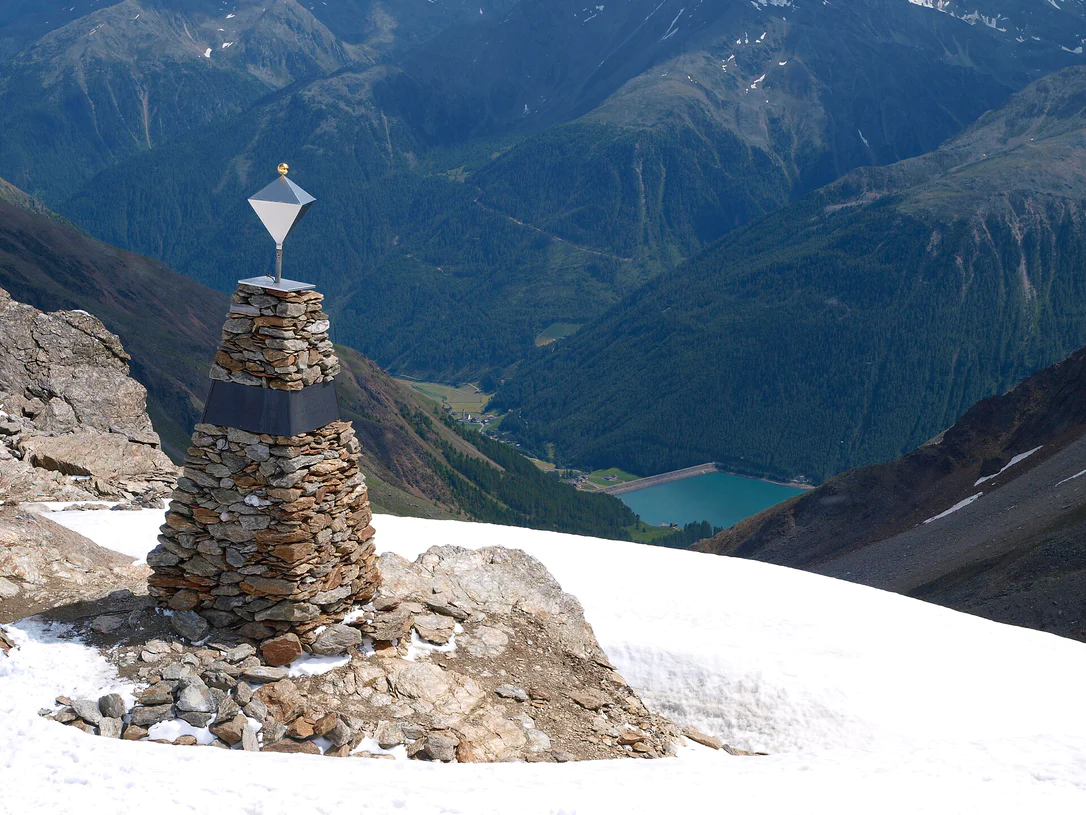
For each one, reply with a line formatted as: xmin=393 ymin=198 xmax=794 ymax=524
xmin=4 ymin=513 xmax=1086 ymax=812
xmin=858 ymin=129 xmax=870 ymax=147
xmin=203 ymin=47 xmax=212 ymax=58
xmin=923 ymin=492 xmax=982 ymax=524
xmin=404 ymin=629 xmax=457 ymax=662
xmin=1057 ymin=468 xmax=1086 ymax=486
xmin=147 ymin=719 xmax=217 ymax=745
xmin=660 ymin=8 xmax=684 ymax=41
xmin=40 ymin=507 xmax=165 ymax=561
xmin=287 ymin=654 xmax=352 ymax=677
xmin=974 ymin=446 xmax=1042 ymax=486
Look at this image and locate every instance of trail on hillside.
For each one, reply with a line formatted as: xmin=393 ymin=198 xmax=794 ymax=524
xmin=473 ymin=196 xmax=632 ymax=262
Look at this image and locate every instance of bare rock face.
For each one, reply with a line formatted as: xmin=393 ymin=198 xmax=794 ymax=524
xmin=0 ymin=287 xmax=178 ymax=501
xmin=0 ymin=507 xmax=149 ymax=623
xmin=20 ymin=432 xmax=177 ymax=483
xmin=378 ymin=545 xmax=608 ymax=664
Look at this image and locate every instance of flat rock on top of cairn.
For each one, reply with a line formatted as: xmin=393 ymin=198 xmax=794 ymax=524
xmin=147 ymin=282 xmax=378 ymax=645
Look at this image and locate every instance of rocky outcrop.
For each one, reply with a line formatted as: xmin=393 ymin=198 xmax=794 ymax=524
xmin=0 ymin=286 xmax=178 ymax=501
xmin=0 ymin=507 xmax=149 ymax=623
xmin=149 ymin=283 xmax=379 ymax=644
xmin=43 ymin=544 xmax=680 ymax=761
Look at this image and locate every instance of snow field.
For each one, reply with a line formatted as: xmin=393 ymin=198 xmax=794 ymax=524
xmin=0 ymin=512 xmax=1084 ymax=813
xmin=41 ymin=506 xmax=166 ymax=560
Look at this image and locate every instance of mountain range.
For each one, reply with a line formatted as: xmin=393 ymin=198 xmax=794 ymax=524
xmin=3 ymin=0 xmax=1083 ymax=384
xmin=496 ymin=64 xmax=1086 ymax=482
xmin=3 ymin=0 xmax=1086 ymax=485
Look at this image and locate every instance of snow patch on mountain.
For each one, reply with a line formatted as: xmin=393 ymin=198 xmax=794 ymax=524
xmin=974 ymin=446 xmax=1043 ymax=486
xmin=923 ymin=492 xmax=983 ymax=523
xmin=3 ymin=513 xmax=1086 ymax=812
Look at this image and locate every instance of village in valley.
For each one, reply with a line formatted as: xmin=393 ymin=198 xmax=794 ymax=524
xmin=394 ymin=378 xmax=642 ymax=493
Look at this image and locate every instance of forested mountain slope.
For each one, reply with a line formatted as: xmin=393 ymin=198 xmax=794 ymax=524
xmin=22 ymin=0 xmax=1085 ymax=381
xmin=697 ymin=341 xmax=1086 ymax=643
xmin=0 ymin=183 xmax=636 ymax=536
xmin=495 ymin=66 xmax=1086 ymax=482
xmin=0 ymin=0 xmax=363 ymax=200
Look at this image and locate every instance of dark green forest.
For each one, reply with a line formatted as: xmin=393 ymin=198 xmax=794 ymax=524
xmin=495 ymin=191 xmax=1086 ymax=482
xmin=404 ymin=409 xmax=639 ymax=539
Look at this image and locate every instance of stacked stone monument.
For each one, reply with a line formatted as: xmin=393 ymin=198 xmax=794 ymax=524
xmin=147 ymin=167 xmax=379 ymax=645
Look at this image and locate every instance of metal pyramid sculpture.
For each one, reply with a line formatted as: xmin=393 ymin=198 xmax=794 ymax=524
xmin=245 ymin=163 xmax=316 ymax=290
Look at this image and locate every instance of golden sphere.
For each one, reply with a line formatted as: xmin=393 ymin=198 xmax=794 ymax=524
xmin=277 ymin=162 xmax=289 ymax=176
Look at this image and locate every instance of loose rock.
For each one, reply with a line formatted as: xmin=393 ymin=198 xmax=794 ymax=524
xmin=310 ymin=624 xmax=361 ymax=656
xmin=241 ymin=665 xmax=289 ymax=684
xmin=241 ymin=723 xmax=260 ymax=752
xmin=98 ymin=693 xmax=126 ymax=720
xmin=71 ymin=699 xmax=102 ymax=726
xmin=170 ymin=610 xmax=209 ymax=643
xmin=209 ymin=713 xmax=248 ymax=746
xmin=414 ymin=614 xmax=455 ymax=645
xmin=263 ymin=739 xmax=321 ymax=755
xmin=495 ymin=684 xmax=529 ymax=703
xmin=128 ymin=704 xmax=175 ymax=728
xmin=683 ymin=725 xmax=723 ymax=750
xmin=260 ymin=634 xmax=303 ymax=668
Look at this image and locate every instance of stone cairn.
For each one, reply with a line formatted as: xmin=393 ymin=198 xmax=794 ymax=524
xmin=147 ymin=282 xmax=379 ymax=645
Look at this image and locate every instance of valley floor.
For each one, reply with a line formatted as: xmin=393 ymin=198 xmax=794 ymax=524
xmin=3 ymin=513 xmax=1086 ymax=813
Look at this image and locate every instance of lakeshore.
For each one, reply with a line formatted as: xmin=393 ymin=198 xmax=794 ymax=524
xmin=601 ymin=462 xmax=813 ymax=496
xmin=613 ymin=467 xmax=810 ymax=531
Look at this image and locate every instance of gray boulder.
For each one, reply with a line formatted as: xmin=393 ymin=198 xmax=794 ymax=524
xmin=97 ymin=693 xmax=126 ymax=719
xmin=170 ymin=610 xmax=209 ymax=643
xmin=310 ymin=624 xmax=361 ymax=656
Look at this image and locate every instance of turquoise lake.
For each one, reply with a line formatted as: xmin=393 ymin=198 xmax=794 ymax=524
xmin=617 ymin=471 xmax=806 ymax=530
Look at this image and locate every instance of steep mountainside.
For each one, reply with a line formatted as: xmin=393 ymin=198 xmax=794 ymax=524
xmin=0 ymin=186 xmax=637 ymax=536
xmin=0 ymin=0 xmax=363 ymax=200
xmin=698 ymin=341 xmax=1086 ymax=643
xmin=48 ymin=0 xmax=1086 ymax=381
xmin=0 ymin=1 xmax=522 ymax=61
xmin=495 ymin=66 xmax=1086 ymax=482
xmin=307 ymin=0 xmax=523 ymax=56
xmin=0 ymin=1 xmax=101 ymax=61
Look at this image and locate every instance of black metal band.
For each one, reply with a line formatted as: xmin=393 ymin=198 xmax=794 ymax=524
xmin=201 ymin=379 xmax=340 ymax=436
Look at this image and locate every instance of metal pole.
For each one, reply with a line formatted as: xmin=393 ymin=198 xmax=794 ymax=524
xmin=275 ymin=243 xmax=283 ymax=285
